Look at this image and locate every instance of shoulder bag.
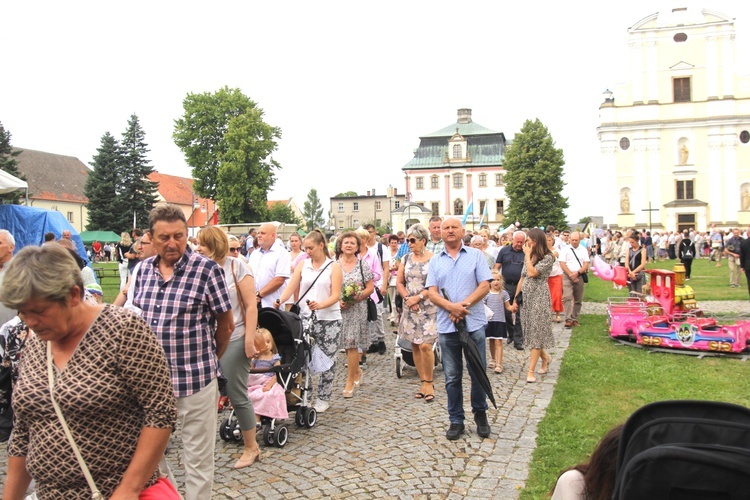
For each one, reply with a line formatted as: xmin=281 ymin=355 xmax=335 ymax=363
xmin=359 ymin=260 xmax=378 ymax=322
xmin=46 ymin=342 xmax=180 ymax=500
xmin=571 ymin=249 xmax=589 ymax=283
xmin=290 ymin=260 xmax=333 ymax=315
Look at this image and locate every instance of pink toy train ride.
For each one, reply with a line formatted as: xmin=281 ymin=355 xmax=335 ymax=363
xmin=592 ymin=256 xmax=750 ymax=354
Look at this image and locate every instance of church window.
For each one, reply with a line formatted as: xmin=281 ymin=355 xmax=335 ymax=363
xmin=673 ymin=33 xmax=687 ymax=43
xmin=620 ymin=137 xmax=630 ymax=150
xmin=673 ymin=77 xmax=691 ymax=103
xmin=676 ymin=180 xmax=694 ymax=200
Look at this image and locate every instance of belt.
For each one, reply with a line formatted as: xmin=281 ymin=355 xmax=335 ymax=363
xmin=505 ymin=280 xmax=518 ymax=286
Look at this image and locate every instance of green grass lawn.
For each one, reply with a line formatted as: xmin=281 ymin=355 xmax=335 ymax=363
xmin=95 ymin=261 xmax=122 ymax=303
xmin=520 ymin=314 xmax=750 ymax=499
xmin=584 ymin=257 xmax=748 ymax=303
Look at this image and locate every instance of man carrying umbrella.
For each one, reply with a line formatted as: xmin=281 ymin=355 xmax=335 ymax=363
xmin=427 ymin=217 xmax=493 ymax=440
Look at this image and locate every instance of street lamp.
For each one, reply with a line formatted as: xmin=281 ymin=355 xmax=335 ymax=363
xmin=603 ymin=89 xmax=614 ymax=103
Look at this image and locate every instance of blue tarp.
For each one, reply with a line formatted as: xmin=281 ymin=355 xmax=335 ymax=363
xmin=0 ymin=205 xmax=89 ymax=263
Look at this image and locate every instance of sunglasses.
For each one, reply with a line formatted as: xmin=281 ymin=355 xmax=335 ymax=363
xmin=407 ymin=238 xmax=418 ymax=244
xmin=229 ymin=247 xmax=240 ymax=253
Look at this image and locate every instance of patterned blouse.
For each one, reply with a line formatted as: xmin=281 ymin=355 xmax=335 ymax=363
xmin=8 ymin=305 xmax=177 ymax=499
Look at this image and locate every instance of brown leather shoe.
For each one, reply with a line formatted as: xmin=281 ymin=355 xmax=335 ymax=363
xmin=572 ymin=320 xmax=580 ymax=327
xmin=564 ymin=320 xmax=573 ymax=328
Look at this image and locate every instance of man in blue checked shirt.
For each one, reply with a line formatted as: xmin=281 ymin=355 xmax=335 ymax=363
xmin=133 ymin=204 xmax=233 ymax=500
xmin=426 ymin=217 xmax=492 ymax=441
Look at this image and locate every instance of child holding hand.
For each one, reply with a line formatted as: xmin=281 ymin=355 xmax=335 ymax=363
xmin=483 ymin=271 xmax=513 ymax=373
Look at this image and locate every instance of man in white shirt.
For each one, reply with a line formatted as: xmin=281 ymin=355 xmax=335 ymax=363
xmin=363 ymin=224 xmax=390 ymax=354
xmin=247 ymin=224 xmax=291 ymax=308
xmin=559 ymin=232 xmax=590 ymax=328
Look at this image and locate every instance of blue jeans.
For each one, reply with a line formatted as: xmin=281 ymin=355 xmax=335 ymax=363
xmin=439 ymin=327 xmax=488 ymax=424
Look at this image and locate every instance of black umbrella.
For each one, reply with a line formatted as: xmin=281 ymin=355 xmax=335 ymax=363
xmin=442 ymin=289 xmax=497 ymax=409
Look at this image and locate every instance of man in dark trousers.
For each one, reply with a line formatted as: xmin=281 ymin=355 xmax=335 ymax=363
xmin=740 ymin=227 xmax=750 ymax=300
xmin=494 ymin=231 xmax=526 ymax=350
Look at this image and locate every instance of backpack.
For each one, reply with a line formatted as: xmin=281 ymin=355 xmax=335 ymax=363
xmin=613 ymin=400 xmax=750 ymax=500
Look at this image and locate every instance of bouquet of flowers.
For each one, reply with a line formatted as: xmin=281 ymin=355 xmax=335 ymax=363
xmin=341 ymin=283 xmax=361 ymax=305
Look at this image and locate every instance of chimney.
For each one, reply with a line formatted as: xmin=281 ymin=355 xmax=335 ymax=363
xmin=394 ymin=187 xmax=397 ymax=196
xmin=457 ymin=108 xmax=473 ymax=124
xmin=367 ymin=190 xmax=371 ymax=197
xmin=372 ymin=188 xmax=376 ymax=196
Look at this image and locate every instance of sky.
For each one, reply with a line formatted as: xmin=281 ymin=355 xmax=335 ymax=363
xmin=2 ymin=1 xmax=749 ymax=225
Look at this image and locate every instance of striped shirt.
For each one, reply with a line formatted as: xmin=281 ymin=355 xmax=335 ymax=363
xmin=484 ymin=290 xmax=510 ymax=323
xmin=133 ymin=247 xmax=232 ymax=398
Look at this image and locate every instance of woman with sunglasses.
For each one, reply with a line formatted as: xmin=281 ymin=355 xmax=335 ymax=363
xmin=396 ymin=224 xmax=438 ymax=402
xmin=196 ymin=229 xmax=263 ymax=469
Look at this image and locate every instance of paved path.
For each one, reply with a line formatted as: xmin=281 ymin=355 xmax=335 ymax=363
xmin=1 ymin=321 xmax=571 ymax=499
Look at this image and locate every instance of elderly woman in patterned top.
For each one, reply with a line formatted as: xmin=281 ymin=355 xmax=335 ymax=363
xmin=0 ymin=244 xmax=177 ymax=500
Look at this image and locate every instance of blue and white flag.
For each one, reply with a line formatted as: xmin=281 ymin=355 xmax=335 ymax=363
xmin=479 ymin=203 xmax=488 ymax=227
xmin=462 ymin=198 xmax=474 ymax=226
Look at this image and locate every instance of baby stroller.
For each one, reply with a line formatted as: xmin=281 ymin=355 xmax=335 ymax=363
xmin=394 ymin=336 xmax=441 ymax=378
xmin=219 ymin=307 xmax=317 ymax=448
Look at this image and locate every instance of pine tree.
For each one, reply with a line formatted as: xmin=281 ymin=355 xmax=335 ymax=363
xmin=118 ymin=114 xmax=159 ymax=231
xmin=504 ymin=119 xmax=569 ymax=228
xmin=303 ymin=188 xmax=325 ymax=231
xmin=84 ymin=132 xmax=122 ymax=231
xmin=0 ymin=121 xmax=26 ymax=204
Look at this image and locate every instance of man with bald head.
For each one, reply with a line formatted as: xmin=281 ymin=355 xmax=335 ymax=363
xmin=248 ymin=223 xmax=291 ymax=308
xmin=559 ymin=231 xmax=590 ymax=328
xmin=494 ymin=230 xmax=526 ymax=350
xmin=427 ymin=218 xmax=493 ymax=440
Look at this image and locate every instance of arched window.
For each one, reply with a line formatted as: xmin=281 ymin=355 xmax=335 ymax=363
xmin=453 ymin=144 xmax=462 ymax=159
xmin=454 ymin=199 xmax=464 ymax=216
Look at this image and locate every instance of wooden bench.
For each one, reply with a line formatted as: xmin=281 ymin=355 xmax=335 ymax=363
xmin=93 ymin=267 xmax=121 ymax=282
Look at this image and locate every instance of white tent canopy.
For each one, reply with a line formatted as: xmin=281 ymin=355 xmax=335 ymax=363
xmin=0 ymin=169 xmax=28 ymax=202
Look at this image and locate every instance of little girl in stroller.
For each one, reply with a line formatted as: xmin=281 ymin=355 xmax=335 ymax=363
xmin=247 ymin=328 xmax=288 ymax=421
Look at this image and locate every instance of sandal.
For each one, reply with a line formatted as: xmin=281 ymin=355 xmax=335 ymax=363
xmin=488 ymin=360 xmax=496 ymax=369
xmin=423 ymin=380 xmax=435 ymax=403
xmin=494 ymin=365 xmax=504 ymax=374
xmin=415 ymin=380 xmax=425 ymax=399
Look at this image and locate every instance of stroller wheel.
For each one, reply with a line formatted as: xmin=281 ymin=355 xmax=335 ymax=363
xmin=305 ymin=407 xmax=318 ymax=428
xmin=219 ymin=417 xmax=232 ymax=441
xmin=231 ymin=419 xmax=243 ymax=442
xmin=295 ymin=409 xmax=306 ymax=428
xmin=396 ymin=358 xmax=403 ymax=379
xmin=262 ymin=425 xmax=274 ymax=446
xmin=274 ymin=425 xmax=289 ymax=447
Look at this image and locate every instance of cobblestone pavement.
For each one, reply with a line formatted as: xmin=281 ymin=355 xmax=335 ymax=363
xmin=1 ymin=320 xmax=571 ymax=499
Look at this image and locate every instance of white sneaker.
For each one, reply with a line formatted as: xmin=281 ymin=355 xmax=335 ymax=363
xmin=313 ymin=400 xmax=330 ymax=413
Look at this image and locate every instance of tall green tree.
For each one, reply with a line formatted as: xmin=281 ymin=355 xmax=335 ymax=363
xmin=118 ymin=114 xmax=159 ymax=231
xmin=504 ymin=118 xmax=568 ymax=228
xmin=173 ymin=86 xmax=281 ymax=224
xmin=303 ymin=188 xmax=325 ymax=231
xmin=268 ymin=201 xmax=302 ymax=226
xmin=0 ymin=121 xmax=26 ymax=204
xmin=84 ymin=132 xmax=122 ymax=231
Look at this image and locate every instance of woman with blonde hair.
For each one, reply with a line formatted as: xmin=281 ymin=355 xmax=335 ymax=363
xmin=116 ymin=231 xmax=133 ymax=290
xmin=196 ymin=227 xmax=263 ymax=469
xmin=276 ymin=229 xmax=342 ymax=413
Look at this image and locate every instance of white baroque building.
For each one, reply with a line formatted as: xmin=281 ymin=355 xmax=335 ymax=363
xmin=598 ymin=7 xmax=750 ymax=232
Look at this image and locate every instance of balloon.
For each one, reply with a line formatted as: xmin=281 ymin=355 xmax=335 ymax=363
xmin=591 ymin=255 xmax=627 ymax=289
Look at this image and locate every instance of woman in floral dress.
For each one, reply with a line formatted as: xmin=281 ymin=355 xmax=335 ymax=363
xmin=335 ymin=232 xmax=373 ymax=398
xmin=396 ymin=224 xmax=438 ymax=402
xmin=517 ymin=228 xmax=555 ymax=383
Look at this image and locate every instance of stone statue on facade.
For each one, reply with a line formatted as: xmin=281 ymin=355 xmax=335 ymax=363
xmin=621 ymin=190 xmax=630 ymax=213
xmin=680 ymin=144 xmax=689 ymax=165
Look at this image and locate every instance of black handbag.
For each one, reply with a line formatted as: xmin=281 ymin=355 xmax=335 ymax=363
xmin=572 ymin=249 xmax=589 ymax=283
xmin=359 ymin=261 xmax=378 ymax=322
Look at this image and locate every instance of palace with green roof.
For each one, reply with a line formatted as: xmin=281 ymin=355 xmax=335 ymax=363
xmin=402 ymin=108 xmax=508 ymax=227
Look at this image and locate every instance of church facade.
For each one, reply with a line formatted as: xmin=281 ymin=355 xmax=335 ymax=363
xmin=598 ymin=7 xmax=750 ymax=232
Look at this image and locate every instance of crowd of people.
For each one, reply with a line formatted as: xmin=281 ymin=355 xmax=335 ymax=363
xmin=2 ymin=208 xmax=750 ymax=498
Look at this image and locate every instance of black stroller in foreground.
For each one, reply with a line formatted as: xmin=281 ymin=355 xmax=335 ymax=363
xmin=219 ymin=307 xmax=317 ymax=448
